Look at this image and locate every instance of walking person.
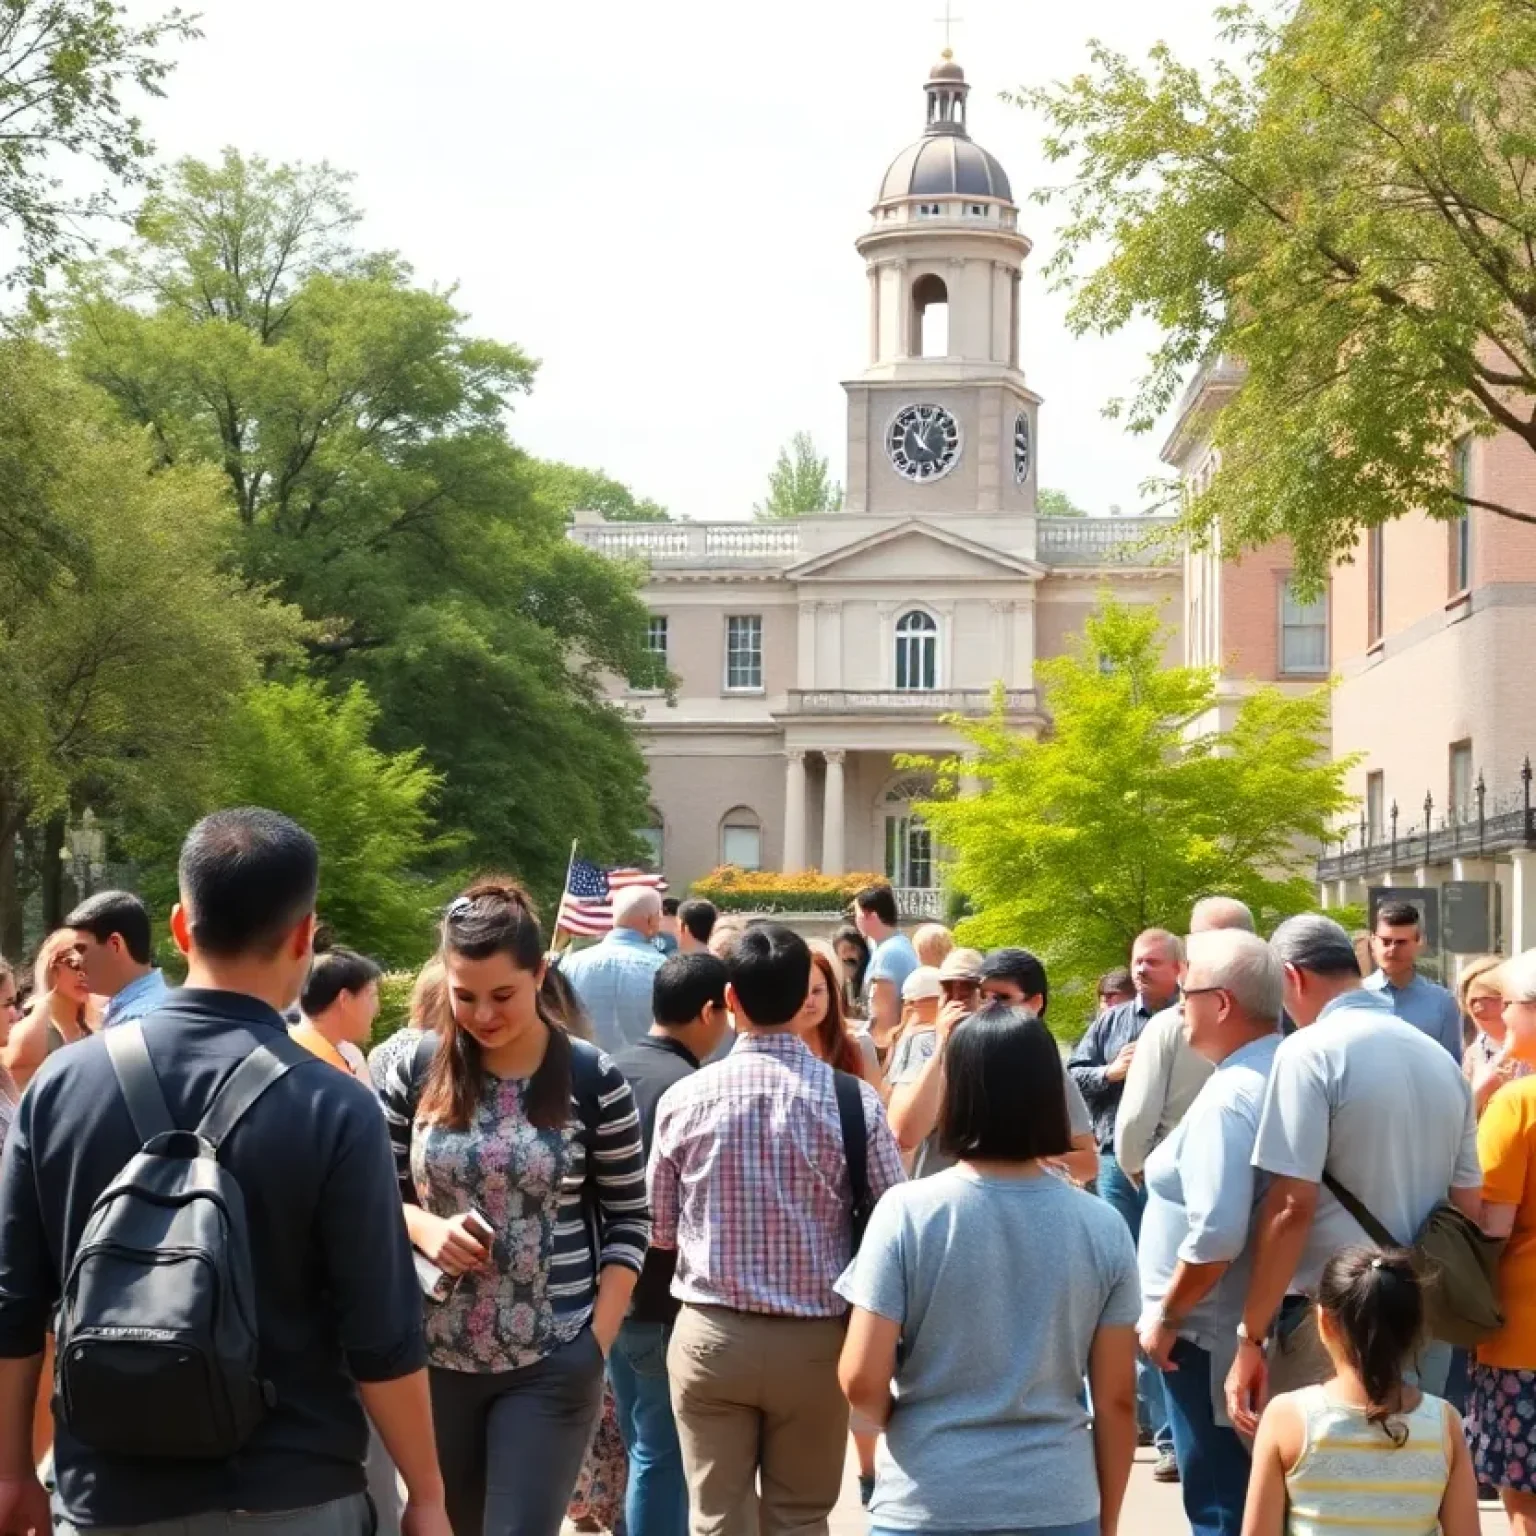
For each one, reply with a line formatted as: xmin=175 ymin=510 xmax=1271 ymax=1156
xmin=378 ymin=879 xmax=650 ymax=1536
xmin=852 ymin=886 xmax=919 ymax=1064
xmin=1068 ymin=927 xmax=1184 ymax=1477
xmin=64 ymin=889 xmax=169 ymax=1028
xmin=1241 ymin=1247 xmax=1479 ymax=1536
xmin=1364 ymin=900 xmax=1464 ymax=1060
xmin=0 ymin=807 xmax=447 ymax=1536
xmin=1138 ymin=931 xmax=1282 ymax=1535
xmin=649 ymin=923 xmax=904 ymax=1536
xmin=559 ymin=886 xmax=668 ymax=1053
xmin=838 ymin=1005 xmax=1139 ymax=1536
xmin=610 ymin=954 xmax=732 ymax=1536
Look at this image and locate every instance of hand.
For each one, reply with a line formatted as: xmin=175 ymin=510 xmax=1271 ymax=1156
xmin=0 ymin=1474 xmax=51 ymax=1536
xmin=400 ymin=1498 xmax=453 ymax=1536
xmin=1225 ymin=1337 xmax=1268 ymax=1438
xmin=1105 ymin=1042 xmax=1137 ymax=1083
xmin=1140 ymin=1320 xmax=1179 ymax=1372
xmin=1472 ymin=1053 xmax=1517 ymax=1096
xmin=936 ymin=1000 xmax=971 ymax=1046
xmin=417 ymin=1211 xmax=491 ymax=1276
xmin=591 ymin=1316 xmax=618 ymax=1360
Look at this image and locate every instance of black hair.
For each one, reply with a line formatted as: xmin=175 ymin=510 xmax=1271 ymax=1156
xmin=678 ymin=898 xmax=718 ymax=945
xmin=832 ymin=923 xmax=870 ymax=999
xmin=1316 ymin=1246 xmax=1424 ymax=1444
xmin=853 ymin=884 xmax=899 ymax=928
xmin=301 ymin=947 xmax=384 ymax=1018
xmin=1098 ymin=967 xmax=1134 ymax=999
xmin=425 ymin=878 xmax=570 ymax=1131
xmin=178 ymin=808 xmax=319 ymax=959
xmin=1375 ymin=901 xmax=1423 ymax=936
xmin=726 ymin=922 xmax=811 ymax=1028
xmin=64 ymin=889 xmax=154 ymax=966
xmin=662 ymin=896 xmax=680 ymax=917
xmin=940 ymin=1004 xmax=1072 ymax=1162
xmin=654 ymin=953 xmax=729 ymax=1027
xmin=979 ymin=947 xmax=1051 ymax=1017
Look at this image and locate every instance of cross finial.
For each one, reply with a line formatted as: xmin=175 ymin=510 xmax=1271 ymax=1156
xmin=935 ymin=0 xmax=963 ymax=55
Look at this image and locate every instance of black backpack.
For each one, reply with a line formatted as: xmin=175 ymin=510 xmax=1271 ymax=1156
xmin=55 ymin=1022 xmax=307 ymax=1459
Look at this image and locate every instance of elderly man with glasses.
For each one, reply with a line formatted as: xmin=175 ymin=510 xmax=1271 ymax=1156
xmin=1136 ymin=930 xmax=1284 ymax=1536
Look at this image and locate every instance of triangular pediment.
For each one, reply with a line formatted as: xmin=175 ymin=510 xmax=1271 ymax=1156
xmin=785 ymin=520 xmax=1045 ymax=583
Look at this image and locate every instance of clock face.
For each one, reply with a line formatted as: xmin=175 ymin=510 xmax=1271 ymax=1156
xmin=1013 ymin=411 xmax=1032 ymax=485
xmin=886 ymin=403 xmax=961 ymax=482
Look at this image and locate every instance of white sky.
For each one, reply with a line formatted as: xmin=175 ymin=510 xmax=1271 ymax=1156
xmin=126 ymin=0 xmax=1226 ymax=522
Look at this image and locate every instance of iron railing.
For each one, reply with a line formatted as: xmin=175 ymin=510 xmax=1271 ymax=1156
xmin=784 ymin=688 xmax=1037 ymax=716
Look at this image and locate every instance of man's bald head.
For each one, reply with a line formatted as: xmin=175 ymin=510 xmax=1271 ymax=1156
xmin=613 ymin=885 xmax=663 ymax=937
xmin=1190 ymin=896 xmax=1256 ymax=935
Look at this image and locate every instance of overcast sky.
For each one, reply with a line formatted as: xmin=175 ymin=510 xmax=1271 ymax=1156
xmin=125 ymin=0 xmax=1226 ymax=522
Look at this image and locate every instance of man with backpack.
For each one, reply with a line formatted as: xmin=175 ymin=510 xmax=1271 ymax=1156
xmin=0 ymin=808 xmax=446 ymax=1536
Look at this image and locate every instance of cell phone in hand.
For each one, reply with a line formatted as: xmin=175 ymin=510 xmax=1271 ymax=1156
xmin=464 ymin=1207 xmax=494 ymax=1244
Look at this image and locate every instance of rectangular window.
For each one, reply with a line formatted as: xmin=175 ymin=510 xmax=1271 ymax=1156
xmin=1368 ymin=524 xmax=1385 ymax=644
xmin=721 ymin=823 xmax=762 ymax=870
xmin=1279 ymin=577 xmax=1329 ymax=675
xmin=1367 ymin=771 xmax=1385 ymax=843
xmin=1450 ymin=740 xmax=1474 ymax=822
xmin=1450 ymin=437 xmax=1473 ymax=595
xmin=725 ymin=615 xmax=763 ymax=691
xmin=645 ymin=615 xmax=668 ymax=658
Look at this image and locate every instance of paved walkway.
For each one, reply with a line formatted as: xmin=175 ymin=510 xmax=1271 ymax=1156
xmin=828 ymin=1444 xmax=1513 ymax=1534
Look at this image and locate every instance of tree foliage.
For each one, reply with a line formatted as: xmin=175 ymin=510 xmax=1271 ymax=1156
xmin=531 ymin=460 xmax=669 ymax=522
xmin=0 ymin=0 xmax=199 ymax=287
xmin=909 ymin=599 xmax=1354 ymax=1020
xmin=1024 ymin=0 xmax=1536 ymax=583
xmin=1037 ymin=487 xmax=1088 ymax=517
xmin=64 ymin=151 xmax=668 ymax=900
xmin=753 ymin=431 xmax=843 ymax=519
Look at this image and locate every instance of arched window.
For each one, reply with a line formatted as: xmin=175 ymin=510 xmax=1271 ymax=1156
xmin=894 ymin=609 xmax=938 ymax=691
xmin=635 ymin=808 xmax=664 ymax=872
xmin=720 ymin=806 xmax=762 ymax=871
xmin=881 ymin=777 xmax=934 ymax=892
xmin=912 ymin=273 xmax=949 ymax=358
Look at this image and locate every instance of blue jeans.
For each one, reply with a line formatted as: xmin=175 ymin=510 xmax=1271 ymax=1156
xmin=1160 ymin=1339 xmax=1250 ymax=1536
xmin=608 ymin=1320 xmax=688 ymax=1536
xmin=1096 ymin=1151 xmax=1172 ymax=1453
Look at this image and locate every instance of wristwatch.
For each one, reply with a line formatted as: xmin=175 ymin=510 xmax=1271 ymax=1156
xmin=1236 ymin=1320 xmax=1267 ymax=1347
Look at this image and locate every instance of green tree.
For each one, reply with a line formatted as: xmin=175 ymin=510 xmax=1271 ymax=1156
xmin=211 ymin=680 xmax=452 ymax=967
xmin=753 ymin=431 xmax=843 ymax=519
xmin=1024 ymin=0 xmax=1536 ymax=583
xmin=1037 ymin=487 xmax=1088 ymax=517
xmin=909 ymin=599 xmax=1353 ymax=1024
xmin=65 ymin=151 xmax=667 ymax=898
xmin=0 ymin=339 xmax=304 ymax=950
xmin=0 ymin=0 xmax=199 ymax=287
xmin=531 ymin=460 xmax=669 ymax=522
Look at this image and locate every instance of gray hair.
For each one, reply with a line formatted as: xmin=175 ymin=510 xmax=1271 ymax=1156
xmin=1270 ymin=914 xmax=1360 ymax=977
xmin=1135 ymin=928 xmax=1186 ymax=964
xmin=613 ymin=885 xmax=663 ymax=929
xmin=1191 ymin=896 xmax=1256 ymax=934
xmin=1188 ymin=929 xmax=1284 ymax=1023
xmin=1503 ymin=949 xmax=1536 ymax=1006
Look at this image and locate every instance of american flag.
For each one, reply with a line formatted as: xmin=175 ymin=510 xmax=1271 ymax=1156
xmin=556 ymin=859 xmax=667 ymax=937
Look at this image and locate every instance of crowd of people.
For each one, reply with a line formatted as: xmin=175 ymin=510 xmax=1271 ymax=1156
xmin=2 ymin=819 xmax=1536 ymax=1536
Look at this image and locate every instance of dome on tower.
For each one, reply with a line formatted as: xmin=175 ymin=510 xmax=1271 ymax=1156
xmin=878 ymin=55 xmax=1013 ymax=204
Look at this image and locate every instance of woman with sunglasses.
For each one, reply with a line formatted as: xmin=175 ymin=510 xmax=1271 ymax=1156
xmin=6 ymin=930 xmax=96 ymax=1090
xmin=1461 ymin=953 xmax=1526 ymax=1118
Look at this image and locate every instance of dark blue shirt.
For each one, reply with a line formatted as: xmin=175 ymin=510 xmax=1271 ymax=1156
xmin=1068 ymin=994 xmax=1173 ymax=1151
xmin=0 ymin=990 xmax=426 ymax=1527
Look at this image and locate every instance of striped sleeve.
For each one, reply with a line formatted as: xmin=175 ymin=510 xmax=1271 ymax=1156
xmin=375 ymin=1040 xmax=422 ymax=1206
xmin=591 ymin=1054 xmax=650 ymax=1274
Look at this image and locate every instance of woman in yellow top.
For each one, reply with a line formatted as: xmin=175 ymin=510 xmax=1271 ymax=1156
xmin=1467 ymin=946 xmax=1536 ymax=1533
xmin=291 ymin=946 xmax=384 ymax=1082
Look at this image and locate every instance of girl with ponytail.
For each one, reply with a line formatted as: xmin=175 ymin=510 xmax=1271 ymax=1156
xmin=377 ymin=879 xmax=649 ymax=1536
xmin=1241 ymin=1245 xmax=1478 ymax=1535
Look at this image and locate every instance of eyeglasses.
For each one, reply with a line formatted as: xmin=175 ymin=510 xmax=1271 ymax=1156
xmin=1374 ymin=937 xmax=1416 ymax=950
xmin=1181 ymin=985 xmax=1229 ymax=1000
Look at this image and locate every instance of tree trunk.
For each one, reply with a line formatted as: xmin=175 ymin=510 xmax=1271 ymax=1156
xmin=41 ymin=815 xmax=65 ymax=931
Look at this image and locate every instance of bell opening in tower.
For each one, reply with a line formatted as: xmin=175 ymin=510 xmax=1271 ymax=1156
xmin=912 ymin=273 xmax=949 ymax=358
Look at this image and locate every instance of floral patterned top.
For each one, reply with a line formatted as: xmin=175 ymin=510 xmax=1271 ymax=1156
xmin=380 ymin=1037 xmax=648 ymax=1374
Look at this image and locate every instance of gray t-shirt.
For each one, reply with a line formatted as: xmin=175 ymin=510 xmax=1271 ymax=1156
xmin=1252 ymin=989 xmax=1481 ymax=1294
xmin=835 ymin=1166 xmax=1139 ymax=1531
xmin=887 ymin=1027 xmax=1092 ymax=1179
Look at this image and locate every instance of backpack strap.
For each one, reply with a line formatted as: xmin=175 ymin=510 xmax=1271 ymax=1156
xmin=833 ymin=1069 xmax=873 ymax=1248
xmin=1321 ymin=1169 xmax=1399 ymax=1249
xmin=196 ymin=1034 xmax=311 ymax=1150
xmin=104 ymin=1024 xmax=176 ymax=1144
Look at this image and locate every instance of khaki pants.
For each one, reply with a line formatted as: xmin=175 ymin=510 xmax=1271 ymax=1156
xmin=668 ymin=1305 xmax=849 ymax=1536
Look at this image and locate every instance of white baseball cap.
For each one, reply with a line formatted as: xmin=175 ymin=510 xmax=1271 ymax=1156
xmin=901 ymin=966 xmax=943 ymax=1002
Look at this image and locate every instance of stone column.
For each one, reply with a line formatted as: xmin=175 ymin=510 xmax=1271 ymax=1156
xmin=1512 ymin=850 xmax=1536 ymax=953
xmin=822 ymin=751 xmax=847 ymax=876
xmin=783 ymin=751 xmax=808 ymax=873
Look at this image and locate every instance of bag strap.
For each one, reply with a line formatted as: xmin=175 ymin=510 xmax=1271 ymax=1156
xmin=196 ymin=1034 xmax=310 ymax=1149
xmin=1321 ymin=1169 xmax=1400 ymax=1249
xmin=833 ymin=1070 xmax=871 ymax=1217
xmin=104 ymin=1024 xmax=176 ymax=1144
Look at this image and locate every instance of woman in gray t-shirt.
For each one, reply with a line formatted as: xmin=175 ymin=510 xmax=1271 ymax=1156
xmin=836 ymin=1004 xmax=1140 ymax=1536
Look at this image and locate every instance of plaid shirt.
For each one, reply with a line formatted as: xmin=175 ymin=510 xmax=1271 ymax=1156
xmin=648 ymin=1031 xmax=904 ymax=1317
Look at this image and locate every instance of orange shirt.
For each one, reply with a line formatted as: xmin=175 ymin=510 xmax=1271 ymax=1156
xmin=1478 ymin=1075 xmax=1536 ymax=1367
xmin=289 ymin=1023 xmax=356 ymax=1078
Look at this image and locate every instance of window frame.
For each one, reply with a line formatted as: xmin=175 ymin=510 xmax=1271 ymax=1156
xmin=645 ymin=614 xmax=669 ymax=659
xmin=720 ymin=808 xmax=763 ymax=871
xmin=723 ymin=614 xmax=764 ymax=693
xmin=1367 ymin=771 xmax=1385 ymax=844
xmin=1449 ymin=740 xmax=1474 ymax=823
xmin=1367 ymin=524 xmax=1385 ymax=646
xmin=1277 ymin=574 xmax=1329 ymax=677
xmin=893 ymin=608 xmax=940 ymax=692
xmin=1450 ymin=437 xmax=1473 ymax=597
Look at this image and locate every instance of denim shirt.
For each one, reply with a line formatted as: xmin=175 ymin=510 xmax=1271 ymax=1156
xmin=1363 ymin=970 xmax=1464 ymax=1061
xmin=1067 ymin=995 xmax=1171 ymax=1150
xmin=559 ymin=929 xmax=666 ymax=1054
xmin=101 ymin=968 xmax=169 ymax=1029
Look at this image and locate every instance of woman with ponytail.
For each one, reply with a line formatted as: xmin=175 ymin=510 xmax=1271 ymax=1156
xmin=1241 ymin=1246 xmax=1478 ymax=1535
xmin=377 ymin=879 xmax=649 ymax=1536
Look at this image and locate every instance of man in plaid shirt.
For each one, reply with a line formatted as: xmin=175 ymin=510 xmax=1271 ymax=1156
xmin=648 ymin=923 xmax=904 ymax=1536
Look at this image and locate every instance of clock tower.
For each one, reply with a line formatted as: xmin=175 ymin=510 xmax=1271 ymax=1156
xmin=844 ymin=54 xmax=1039 ymax=517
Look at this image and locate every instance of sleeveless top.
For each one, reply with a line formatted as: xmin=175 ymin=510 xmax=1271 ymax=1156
xmin=1284 ymin=1385 xmax=1450 ymax=1536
